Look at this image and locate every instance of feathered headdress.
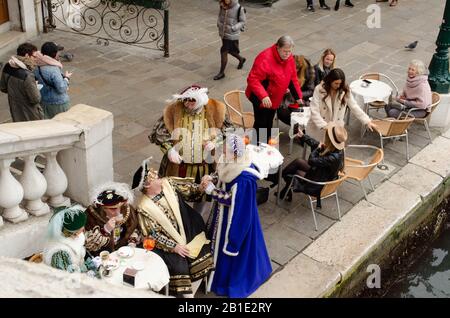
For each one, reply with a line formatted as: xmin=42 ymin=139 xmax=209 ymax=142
xmin=47 ymin=205 xmax=87 ymax=240
xmin=166 ymin=85 xmax=209 ymax=112
xmin=132 ymin=157 xmax=158 ymax=191
xmin=90 ymin=182 xmax=134 ymax=207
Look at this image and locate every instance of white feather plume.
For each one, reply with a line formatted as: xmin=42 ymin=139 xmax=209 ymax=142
xmin=47 ymin=204 xmax=85 ymax=240
xmin=90 ymin=181 xmax=135 ymax=206
xmin=136 ymin=156 xmax=153 ymax=191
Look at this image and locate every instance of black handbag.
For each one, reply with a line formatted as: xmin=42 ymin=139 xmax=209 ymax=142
xmin=256 ymin=186 xmax=269 ymax=205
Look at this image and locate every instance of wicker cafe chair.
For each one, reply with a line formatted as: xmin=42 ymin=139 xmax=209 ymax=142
xmin=282 ymin=174 xmax=347 ymax=231
xmin=397 ymin=92 xmax=441 ymax=144
xmin=371 ymin=117 xmax=415 ymax=163
xmin=344 ymin=145 xmax=384 ymax=201
xmin=359 ymin=72 xmax=399 ymax=113
xmin=223 ymin=90 xmax=255 ymax=129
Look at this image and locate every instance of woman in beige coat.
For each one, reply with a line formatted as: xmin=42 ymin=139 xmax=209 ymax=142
xmin=306 ymin=68 xmax=377 ymax=141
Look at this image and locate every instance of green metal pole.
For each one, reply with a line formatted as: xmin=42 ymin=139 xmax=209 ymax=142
xmin=429 ymin=0 xmax=450 ymax=93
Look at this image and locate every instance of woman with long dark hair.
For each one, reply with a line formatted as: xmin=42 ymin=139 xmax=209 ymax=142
xmin=306 ymin=68 xmax=377 ymax=141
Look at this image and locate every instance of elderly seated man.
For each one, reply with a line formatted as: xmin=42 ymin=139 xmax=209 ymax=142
xmin=132 ymin=157 xmax=214 ymax=298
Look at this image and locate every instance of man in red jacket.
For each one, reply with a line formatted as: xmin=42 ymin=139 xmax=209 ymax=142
xmin=246 ymin=35 xmax=303 ymax=142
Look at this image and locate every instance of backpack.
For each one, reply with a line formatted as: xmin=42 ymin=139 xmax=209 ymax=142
xmin=237 ymin=5 xmax=247 ymax=32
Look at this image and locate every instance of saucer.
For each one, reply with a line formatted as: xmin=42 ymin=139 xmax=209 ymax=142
xmin=117 ymin=246 xmax=134 ymax=258
xmin=104 ymin=258 xmax=119 ymax=270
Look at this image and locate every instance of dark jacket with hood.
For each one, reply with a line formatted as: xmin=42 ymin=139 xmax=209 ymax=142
xmin=0 ymin=57 xmax=43 ymax=122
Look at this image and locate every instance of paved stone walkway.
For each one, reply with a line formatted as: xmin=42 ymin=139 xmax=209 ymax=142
xmin=0 ymin=0 xmax=447 ymax=296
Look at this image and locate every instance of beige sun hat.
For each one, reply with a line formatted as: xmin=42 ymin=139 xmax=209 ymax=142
xmin=326 ymin=122 xmax=348 ymax=150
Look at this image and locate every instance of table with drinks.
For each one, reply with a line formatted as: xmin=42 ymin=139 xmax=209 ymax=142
xmin=100 ymin=238 xmax=170 ymax=294
xmin=246 ymin=142 xmax=284 ymax=206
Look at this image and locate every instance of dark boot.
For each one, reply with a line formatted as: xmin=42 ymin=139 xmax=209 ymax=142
xmin=319 ymin=0 xmax=330 ymax=9
xmin=214 ymin=50 xmax=227 ymax=80
xmin=276 ymin=183 xmax=293 ymax=202
xmin=237 ymin=57 xmax=246 ymax=69
xmin=265 ymin=172 xmax=279 ymax=188
xmin=334 ymin=0 xmax=340 ymax=10
xmin=345 ymin=0 xmax=354 ymax=7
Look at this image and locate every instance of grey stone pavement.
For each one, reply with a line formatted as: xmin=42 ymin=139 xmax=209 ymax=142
xmin=0 ymin=0 xmax=448 ymax=296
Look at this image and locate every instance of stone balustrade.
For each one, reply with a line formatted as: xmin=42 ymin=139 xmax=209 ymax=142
xmin=0 ymin=104 xmax=114 ymax=234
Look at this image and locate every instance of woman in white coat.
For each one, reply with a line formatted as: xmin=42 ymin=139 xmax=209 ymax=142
xmin=306 ymin=68 xmax=377 ymax=141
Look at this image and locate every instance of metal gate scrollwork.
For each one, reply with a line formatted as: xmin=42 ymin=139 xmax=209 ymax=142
xmin=42 ymin=0 xmax=170 ymax=56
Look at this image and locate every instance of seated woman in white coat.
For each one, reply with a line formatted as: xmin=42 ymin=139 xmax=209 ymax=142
xmin=306 ymin=68 xmax=377 ymax=142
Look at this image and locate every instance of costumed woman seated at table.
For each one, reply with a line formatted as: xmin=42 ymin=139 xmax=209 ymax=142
xmin=384 ymin=59 xmax=432 ymax=119
xmin=84 ymin=182 xmax=141 ymax=256
xmin=131 ymin=157 xmax=214 ymax=298
xmin=43 ymin=206 xmax=98 ymax=276
xmin=269 ymin=123 xmax=347 ymax=206
xmin=202 ymin=134 xmax=272 ymax=298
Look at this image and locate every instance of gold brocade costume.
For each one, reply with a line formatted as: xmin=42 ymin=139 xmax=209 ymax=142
xmin=151 ymin=98 xmax=227 ymax=187
xmin=136 ymin=178 xmax=214 ymax=295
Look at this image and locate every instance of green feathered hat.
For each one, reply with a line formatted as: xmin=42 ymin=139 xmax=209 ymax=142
xmin=48 ymin=205 xmax=87 ymax=239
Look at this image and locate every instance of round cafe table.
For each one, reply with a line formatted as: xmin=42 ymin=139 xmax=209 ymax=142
xmin=350 ymin=79 xmax=392 ymax=112
xmin=246 ymin=143 xmax=284 ymax=205
xmin=102 ymin=247 xmax=170 ymax=293
xmin=350 ymin=79 xmax=393 ymax=137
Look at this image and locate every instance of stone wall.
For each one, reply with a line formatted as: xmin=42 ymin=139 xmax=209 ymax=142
xmin=0 ymin=256 xmax=163 ymax=297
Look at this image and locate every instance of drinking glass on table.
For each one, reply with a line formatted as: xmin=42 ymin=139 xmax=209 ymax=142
xmin=143 ymin=237 xmax=156 ymax=252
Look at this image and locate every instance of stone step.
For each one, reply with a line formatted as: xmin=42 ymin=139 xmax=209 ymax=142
xmin=0 ymin=30 xmax=27 ymax=59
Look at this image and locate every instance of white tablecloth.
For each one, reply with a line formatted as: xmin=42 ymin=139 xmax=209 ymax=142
xmin=290 ymin=108 xmax=311 ymax=136
xmin=247 ymin=143 xmax=284 ymax=176
xmin=103 ymin=248 xmax=170 ymax=292
xmin=350 ymin=79 xmax=392 ymax=104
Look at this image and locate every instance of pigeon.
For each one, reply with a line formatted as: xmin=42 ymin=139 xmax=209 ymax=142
xmin=405 ymin=41 xmax=418 ymax=50
xmin=60 ymin=52 xmax=74 ymax=62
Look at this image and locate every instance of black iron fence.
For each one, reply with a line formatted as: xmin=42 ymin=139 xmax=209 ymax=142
xmin=42 ymin=0 xmax=170 ymax=56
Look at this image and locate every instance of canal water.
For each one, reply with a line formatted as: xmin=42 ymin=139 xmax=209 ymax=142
xmin=385 ymin=225 xmax=450 ymax=298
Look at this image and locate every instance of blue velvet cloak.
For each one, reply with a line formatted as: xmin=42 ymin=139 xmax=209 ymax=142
xmin=210 ymin=164 xmax=272 ymax=298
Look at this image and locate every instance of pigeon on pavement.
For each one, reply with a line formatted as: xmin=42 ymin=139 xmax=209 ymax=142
xmin=405 ymin=41 xmax=418 ymax=50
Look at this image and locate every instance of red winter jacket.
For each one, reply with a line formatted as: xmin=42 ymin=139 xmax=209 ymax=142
xmin=245 ymin=44 xmax=302 ymax=110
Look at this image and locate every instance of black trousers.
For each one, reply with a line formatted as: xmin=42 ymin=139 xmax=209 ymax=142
xmin=251 ymin=98 xmax=277 ymax=143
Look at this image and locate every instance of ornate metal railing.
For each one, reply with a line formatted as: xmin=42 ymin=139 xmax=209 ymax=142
xmin=42 ymin=0 xmax=169 ymax=56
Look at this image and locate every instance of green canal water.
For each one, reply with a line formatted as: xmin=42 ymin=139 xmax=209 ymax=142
xmin=386 ymin=225 xmax=450 ymax=298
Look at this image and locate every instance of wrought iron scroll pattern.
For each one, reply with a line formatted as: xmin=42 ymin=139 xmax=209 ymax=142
xmin=43 ymin=0 xmax=168 ymax=52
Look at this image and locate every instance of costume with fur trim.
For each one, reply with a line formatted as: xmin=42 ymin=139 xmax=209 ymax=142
xmin=43 ymin=235 xmax=87 ymax=272
xmin=136 ymin=178 xmax=214 ymax=296
xmin=84 ymin=203 xmax=139 ymax=255
xmin=207 ymin=161 xmax=272 ymax=298
xmin=149 ymin=97 xmax=228 ymax=185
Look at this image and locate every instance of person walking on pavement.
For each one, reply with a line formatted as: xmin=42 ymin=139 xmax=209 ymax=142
xmin=214 ymin=0 xmax=247 ymax=80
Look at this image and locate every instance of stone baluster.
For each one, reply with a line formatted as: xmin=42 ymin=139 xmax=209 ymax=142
xmin=0 ymin=158 xmax=28 ymax=223
xmin=20 ymin=155 xmax=50 ymax=216
xmin=43 ymin=151 xmax=70 ymax=208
